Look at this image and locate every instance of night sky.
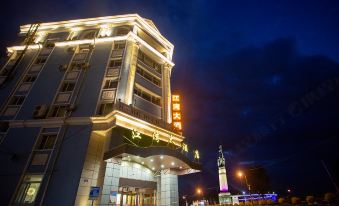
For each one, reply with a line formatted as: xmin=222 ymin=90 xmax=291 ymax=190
xmin=1 ymin=0 xmax=339 ymax=198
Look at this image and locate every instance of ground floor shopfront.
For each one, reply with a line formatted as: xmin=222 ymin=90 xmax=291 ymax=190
xmin=116 ymin=186 xmax=156 ymax=206
xmin=74 ymin=128 xmax=201 ymax=206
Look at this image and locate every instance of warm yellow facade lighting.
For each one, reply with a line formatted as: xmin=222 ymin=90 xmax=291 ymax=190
xmin=172 ymin=94 xmax=182 ymax=132
xmin=19 ymin=14 xmax=174 ymax=53
xmin=172 ymin=95 xmax=180 ymax=102
xmin=129 ymin=32 xmax=174 ymax=66
xmin=7 ymin=44 xmax=42 ymax=53
xmin=172 ymin=103 xmax=180 ymax=111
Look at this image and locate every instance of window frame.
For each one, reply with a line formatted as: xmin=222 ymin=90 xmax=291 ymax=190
xmin=14 ymin=174 xmax=43 ymax=205
xmin=134 ymin=86 xmax=161 ymax=106
xmin=36 ymin=134 xmax=57 ymax=150
xmin=97 ymin=102 xmax=114 ymax=115
xmin=50 ymin=105 xmax=69 ymax=117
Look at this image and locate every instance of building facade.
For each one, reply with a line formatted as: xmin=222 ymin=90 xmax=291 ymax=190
xmin=0 ymin=14 xmax=200 ymax=206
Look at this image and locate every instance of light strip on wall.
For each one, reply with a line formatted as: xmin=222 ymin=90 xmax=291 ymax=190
xmin=19 ymin=14 xmax=174 ymax=51
xmin=115 ymin=113 xmax=183 ymax=142
xmin=7 ymin=44 xmax=42 ymax=53
xmin=54 ymin=35 xmax=128 ymax=47
xmin=129 ymin=32 xmax=174 ymax=66
xmin=7 ymin=32 xmax=174 ymax=66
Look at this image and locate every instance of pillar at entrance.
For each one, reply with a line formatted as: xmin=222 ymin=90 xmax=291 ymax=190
xmin=159 ymin=171 xmax=179 ymax=206
xmin=100 ymin=158 xmax=121 ymax=205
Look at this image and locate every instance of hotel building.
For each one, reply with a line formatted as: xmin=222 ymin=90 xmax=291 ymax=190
xmin=0 ymin=14 xmax=200 ymax=206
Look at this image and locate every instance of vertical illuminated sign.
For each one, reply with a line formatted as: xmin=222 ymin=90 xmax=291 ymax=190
xmin=172 ymin=94 xmax=182 ymax=133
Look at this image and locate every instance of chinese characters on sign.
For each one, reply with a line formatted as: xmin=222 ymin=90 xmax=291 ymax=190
xmin=172 ymin=94 xmax=182 ymax=133
xmin=152 ymin=131 xmax=160 ymax=143
xmin=132 ymin=129 xmax=141 ymax=139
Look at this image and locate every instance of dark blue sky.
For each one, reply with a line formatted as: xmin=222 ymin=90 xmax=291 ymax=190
xmin=1 ymin=0 xmax=339 ymax=197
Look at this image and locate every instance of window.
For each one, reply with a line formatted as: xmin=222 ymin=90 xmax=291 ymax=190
xmin=103 ymin=79 xmax=118 ymax=89
xmin=134 ymin=87 xmax=161 ymax=106
xmin=73 ymin=50 xmax=89 ymax=62
xmin=60 ymin=82 xmax=75 ymax=92
xmin=114 ymin=41 xmax=126 ymax=50
xmin=138 ymin=52 xmax=162 ymax=74
xmin=109 ymin=59 xmax=122 ymax=67
xmin=50 ymin=106 xmax=68 ymax=117
xmin=44 ymin=40 xmax=55 ymax=48
xmin=97 ymin=103 xmax=114 ymax=115
xmin=70 ymin=63 xmax=82 ymax=71
xmin=14 ymin=175 xmax=43 ymax=205
xmin=136 ymin=66 xmax=161 ymax=87
xmin=23 ymin=75 xmax=37 ymax=83
xmin=116 ymin=27 xmax=130 ymax=36
xmin=76 ymin=29 xmax=98 ymax=40
xmin=34 ymin=56 xmax=47 ymax=64
xmin=36 ymin=134 xmax=57 ymax=150
xmin=9 ymin=96 xmax=25 ymax=105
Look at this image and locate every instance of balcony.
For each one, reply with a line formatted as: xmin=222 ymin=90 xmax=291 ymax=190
xmin=111 ymin=49 xmax=124 ymax=57
xmin=113 ymin=101 xmax=176 ymax=133
xmin=137 ymin=59 xmax=161 ymax=78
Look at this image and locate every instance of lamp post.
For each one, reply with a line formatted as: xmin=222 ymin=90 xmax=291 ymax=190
xmin=237 ymin=171 xmax=252 ymax=202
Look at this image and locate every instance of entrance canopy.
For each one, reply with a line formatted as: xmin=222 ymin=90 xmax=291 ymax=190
xmin=104 ymin=144 xmax=201 ymax=175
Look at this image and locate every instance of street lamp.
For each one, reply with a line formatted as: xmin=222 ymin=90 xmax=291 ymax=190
xmin=196 ymin=188 xmax=202 ymax=195
xmin=237 ymin=171 xmax=252 ymax=201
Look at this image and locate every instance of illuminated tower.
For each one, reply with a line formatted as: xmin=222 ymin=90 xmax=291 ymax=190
xmin=218 ymin=145 xmax=232 ymax=204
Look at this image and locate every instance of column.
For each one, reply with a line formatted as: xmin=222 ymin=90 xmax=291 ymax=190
xmin=116 ymin=38 xmax=139 ymax=105
xmin=99 ymin=158 xmax=121 ymax=206
xmin=162 ymin=64 xmax=172 ymax=123
xmin=159 ymin=171 xmax=179 ymax=206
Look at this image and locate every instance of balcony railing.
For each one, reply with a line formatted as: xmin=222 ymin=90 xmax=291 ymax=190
xmin=111 ymin=49 xmax=124 ymax=57
xmin=113 ymin=101 xmax=177 ymax=133
xmin=137 ymin=59 xmax=161 ymax=76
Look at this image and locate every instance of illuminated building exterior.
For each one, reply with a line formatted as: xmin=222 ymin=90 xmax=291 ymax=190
xmin=218 ymin=145 xmax=232 ymax=204
xmin=0 ymin=14 xmax=200 ymax=206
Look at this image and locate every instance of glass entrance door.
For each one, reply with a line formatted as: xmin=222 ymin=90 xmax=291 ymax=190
xmin=117 ymin=187 xmax=156 ymax=206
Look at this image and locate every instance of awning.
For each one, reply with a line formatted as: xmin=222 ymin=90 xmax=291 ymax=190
xmin=104 ymin=144 xmax=201 ymax=175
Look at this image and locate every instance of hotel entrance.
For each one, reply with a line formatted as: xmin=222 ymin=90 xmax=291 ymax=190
xmin=116 ymin=186 xmax=156 ymax=206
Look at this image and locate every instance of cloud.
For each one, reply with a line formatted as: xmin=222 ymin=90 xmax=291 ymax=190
xmin=173 ymin=37 xmax=339 ymax=158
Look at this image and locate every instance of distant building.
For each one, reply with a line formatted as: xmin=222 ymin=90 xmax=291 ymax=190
xmin=0 ymin=14 xmax=200 ymax=206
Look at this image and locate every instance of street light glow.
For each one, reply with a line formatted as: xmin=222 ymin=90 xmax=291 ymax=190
xmin=196 ymin=188 xmax=202 ymax=195
xmin=237 ymin=171 xmax=243 ymax=177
